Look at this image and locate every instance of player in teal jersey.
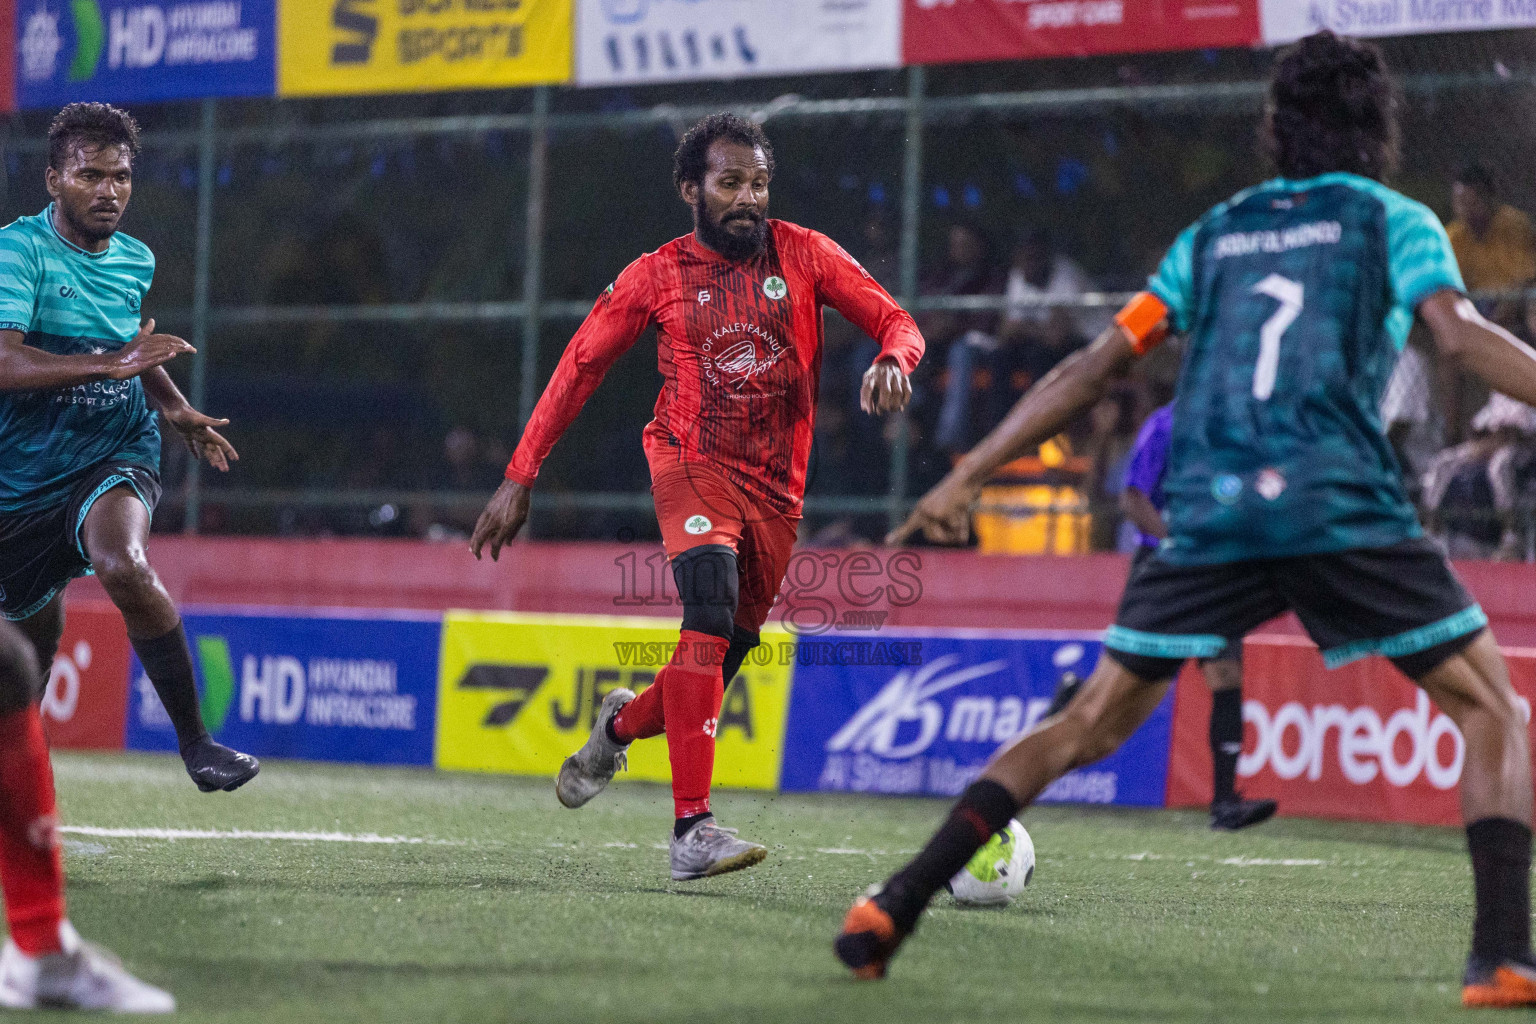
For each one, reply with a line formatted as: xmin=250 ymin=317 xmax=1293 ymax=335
xmin=839 ymin=33 xmax=1536 ymax=1006
xmin=0 ymin=105 xmax=258 ymax=798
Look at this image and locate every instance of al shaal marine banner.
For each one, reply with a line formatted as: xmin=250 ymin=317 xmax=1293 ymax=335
xmin=1262 ymin=1 xmax=1536 ymax=43
xmin=280 ymin=0 xmax=573 ymax=97
xmin=577 ymin=0 xmax=901 ymax=86
xmin=16 ymin=0 xmax=276 ymax=110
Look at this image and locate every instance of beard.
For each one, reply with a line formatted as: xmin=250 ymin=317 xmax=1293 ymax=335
xmin=60 ymin=201 xmax=119 ymax=244
xmin=694 ymin=200 xmax=767 ymax=261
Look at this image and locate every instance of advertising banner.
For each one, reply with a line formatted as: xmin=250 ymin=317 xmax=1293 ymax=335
xmin=42 ymin=602 xmax=130 ymax=751
xmin=1166 ymin=637 xmax=1536 ymax=826
xmin=576 ymin=0 xmax=901 ymax=87
xmin=280 ymin=0 xmax=573 ymax=98
xmin=436 ymin=612 xmax=794 ymax=790
xmin=126 ymin=609 xmax=443 ymax=767
xmin=903 ymin=0 xmax=1260 ymax=67
xmin=16 ymin=0 xmax=276 ymax=110
xmin=1261 ymin=1 xmax=1536 ymax=45
xmin=780 ymin=630 xmax=1175 ymax=806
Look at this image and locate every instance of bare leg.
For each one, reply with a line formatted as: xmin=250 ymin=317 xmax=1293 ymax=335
xmin=10 ymin=597 xmax=63 ymax=707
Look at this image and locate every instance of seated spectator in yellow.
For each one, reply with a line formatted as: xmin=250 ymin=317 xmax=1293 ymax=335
xmin=1449 ymin=163 xmax=1535 ymax=320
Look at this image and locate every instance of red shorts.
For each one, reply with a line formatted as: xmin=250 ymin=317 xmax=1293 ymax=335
xmin=650 ymin=460 xmax=800 ymax=633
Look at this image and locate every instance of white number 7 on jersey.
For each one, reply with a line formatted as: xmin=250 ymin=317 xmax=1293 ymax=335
xmin=1250 ymin=273 xmax=1304 ymax=401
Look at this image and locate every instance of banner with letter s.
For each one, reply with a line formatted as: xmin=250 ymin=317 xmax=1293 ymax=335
xmin=576 ymin=0 xmax=901 ymax=87
xmin=126 ymin=609 xmax=443 ymax=766
xmin=16 ymin=0 xmax=276 ymax=109
xmin=779 ymin=630 xmax=1175 ymax=806
xmin=280 ymin=0 xmax=573 ymax=98
xmin=1260 ymin=0 xmax=1536 ymax=44
xmin=436 ymin=612 xmax=794 ymax=790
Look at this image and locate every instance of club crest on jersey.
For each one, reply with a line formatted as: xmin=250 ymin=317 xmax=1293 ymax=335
xmin=684 ymin=515 xmax=712 ymax=535
xmin=1212 ymin=474 xmax=1242 ymax=505
xmin=763 ymin=276 xmax=787 ymax=301
xmin=1256 ymin=468 xmax=1286 ymax=501
xmin=702 ymin=322 xmax=786 ymax=391
xmin=125 ymin=289 xmax=141 ymax=314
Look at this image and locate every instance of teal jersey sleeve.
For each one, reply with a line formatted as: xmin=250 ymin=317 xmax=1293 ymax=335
xmin=1385 ymin=193 xmax=1464 ymax=311
xmin=0 ymin=226 xmax=41 ymax=333
xmin=1147 ymin=221 xmax=1200 ymax=333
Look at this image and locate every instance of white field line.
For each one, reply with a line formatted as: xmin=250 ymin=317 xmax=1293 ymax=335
xmin=61 ymin=826 xmax=463 ymax=846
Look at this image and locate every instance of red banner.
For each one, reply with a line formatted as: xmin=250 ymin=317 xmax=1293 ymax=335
xmin=0 ymin=0 xmax=13 ymax=113
xmin=904 ymin=0 xmax=1260 ymax=66
xmin=1166 ymin=637 xmax=1536 ymax=826
xmin=42 ymin=603 xmax=130 ymax=750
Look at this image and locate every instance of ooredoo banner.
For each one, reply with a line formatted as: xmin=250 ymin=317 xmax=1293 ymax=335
xmin=16 ymin=0 xmax=277 ymax=110
xmin=779 ymin=630 xmax=1176 ymax=806
xmin=576 ymin=0 xmax=901 ymax=87
xmin=1166 ymin=637 xmax=1536 ymax=826
xmin=43 ymin=602 xmax=130 ymax=751
xmin=280 ymin=0 xmax=573 ymax=97
xmin=435 ymin=612 xmax=795 ymax=790
xmin=1261 ymin=1 xmax=1536 ymax=44
xmin=126 ymin=609 xmax=443 ymax=766
xmin=903 ymin=0 xmax=1260 ymax=66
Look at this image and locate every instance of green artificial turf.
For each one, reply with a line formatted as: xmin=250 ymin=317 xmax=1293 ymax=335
xmin=46 ymin=751 xmax=1482 ymax=1022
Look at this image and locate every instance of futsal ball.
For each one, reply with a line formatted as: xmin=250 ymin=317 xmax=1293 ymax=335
xmin=946 ymin=819 xmax=1035 ymax=907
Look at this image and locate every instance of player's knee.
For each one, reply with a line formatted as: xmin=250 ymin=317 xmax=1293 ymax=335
xmin=0 ymin=626 xmax=41 ymax=713
xmin=92 ymin=546 xmax=156 ymax=597
xmin=672 ymin=545 xmax=739 ymax=641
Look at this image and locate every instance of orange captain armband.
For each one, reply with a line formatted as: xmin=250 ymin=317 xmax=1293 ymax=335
xmin=1115 ymin=292 xmax=1171 ymax=356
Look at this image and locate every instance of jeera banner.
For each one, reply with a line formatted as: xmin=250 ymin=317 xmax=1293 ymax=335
xmin=903 ymin=0 xmax=1260 ymax=66
xmin=780 ymin=630 xmax=1176 ymax=806
xmin=1262 ymin=1 xmax=1536 ymax=44
xmin=576 ymin=0 xmax=901 ymax=86
xmin=17 ymin=0 xmax=276 ymax=110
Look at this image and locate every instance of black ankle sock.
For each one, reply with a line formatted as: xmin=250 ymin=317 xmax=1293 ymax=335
xmin=881 ymin=780 xmax=1019 ymax=933
xmin=675 ymin=812 xmax=712 ymax=839
xmin=130 ymin=622 xmax=208 ymax=752
xmin=1468 ymin=818 xmax=1533 ymax=961
xmin=1209 ymin=688 xmax=1242 ymax=804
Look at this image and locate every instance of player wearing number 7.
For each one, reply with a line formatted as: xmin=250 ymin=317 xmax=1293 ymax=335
xmin=841 ymin=31 xmax=1536 ymax=1007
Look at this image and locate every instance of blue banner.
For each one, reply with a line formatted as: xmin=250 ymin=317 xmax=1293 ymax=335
xmin=126 ymin=610 xmax=443 ymax=767
xmin=17 ymin=1 xmax=276 ymax=110
xmin=780 ymin=631 xmax=1175 ymax=806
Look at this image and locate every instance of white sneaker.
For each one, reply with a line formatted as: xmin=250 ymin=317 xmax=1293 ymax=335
xmin=556 ymin=688 xmax=635 ymax=809
xmin=669 ymin=817 xmax=768 ymax=881
xmin=0 ymin=921 xmax=175 ymax=1013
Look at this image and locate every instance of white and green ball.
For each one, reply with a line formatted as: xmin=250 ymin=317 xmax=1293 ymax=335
xmin=946 ymin=819 xmax=1035 ymax=907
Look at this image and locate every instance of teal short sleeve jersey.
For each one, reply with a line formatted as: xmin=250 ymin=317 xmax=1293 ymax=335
xmin=1144 ymin=173 xmax=1464 ymax=565
xmin=0 ymin=206 xmax=160 ymax=514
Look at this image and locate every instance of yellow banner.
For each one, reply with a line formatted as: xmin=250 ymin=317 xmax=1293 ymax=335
xmin=279 ymin=0 xmax=573 ymax=98
xmin=436 ymin=612 xmax=796 ymax=791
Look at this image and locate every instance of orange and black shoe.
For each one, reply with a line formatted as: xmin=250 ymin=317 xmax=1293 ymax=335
xmin=1463 ymin=954 xmax=1536 ymax=1008
xmin=834 ymin=891 xmax=907 ymax=980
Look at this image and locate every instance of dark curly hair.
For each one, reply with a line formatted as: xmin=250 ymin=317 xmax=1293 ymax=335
xmin=673 ymin=113 xmax=775 ymax=192
xmin=1263 ymin=31 xmax=1398 ymax=181
xmin=1455 ymin=160 xmax=1497 ymax=198
xmin=48 ymin=102 xmax=141 ymax=170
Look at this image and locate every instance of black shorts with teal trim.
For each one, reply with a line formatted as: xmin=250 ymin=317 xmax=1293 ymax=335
xmin=1127 ymin=546 xmax=1245 ymax=664
xmin=0 ymin=462 xmax=160 ymax=621
xmin=1106 ymin=537 xmax=1485 ymax=682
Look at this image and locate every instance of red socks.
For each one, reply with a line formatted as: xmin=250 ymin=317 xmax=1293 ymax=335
xmin=609 ymin=630 xmax=731 ymax=818
xmin=0 ymin=707 xmax=63 ymax=955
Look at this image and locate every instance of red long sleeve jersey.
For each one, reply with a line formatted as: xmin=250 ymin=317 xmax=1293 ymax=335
xmin=506 ymin=221 xmax=925 ymax=516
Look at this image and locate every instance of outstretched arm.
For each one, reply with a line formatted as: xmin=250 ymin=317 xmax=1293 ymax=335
xmin=887 ymin=293 xmax=1164 ymax=545
xmin=0 ymin=320 xmax=191 ymax=392
xmin=471 ymin=259 xmax=655 ymax=560
xmin=142 ymin=365 xmax=239 ymax=473
xmin=1419 ymin=289 xmax=1536 ymax=409
xmin=810 ymin=231 xmax=922 ymax=415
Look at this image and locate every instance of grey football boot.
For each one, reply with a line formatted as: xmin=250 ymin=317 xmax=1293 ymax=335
xmin=556 ymin=687 xmax=635 ymax=809
xmin=669 ymin=816 xmax=768 ymax=880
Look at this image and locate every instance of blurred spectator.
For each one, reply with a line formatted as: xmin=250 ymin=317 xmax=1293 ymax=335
xmin=1381 ymin=336 xmax=1442 ymax=488
xmin=922 ymin=222 xmax=1006 ymax=455
xmin=1000 ymin=229 xmax=1101 ymax=387
xmin=1422 ymin=393 xmax=1536 ymax=560
xmin=1081 ymin=390 xmax=1140 ymax=551
xmin=1448 ymin=162 xmax=1536 ymax=321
